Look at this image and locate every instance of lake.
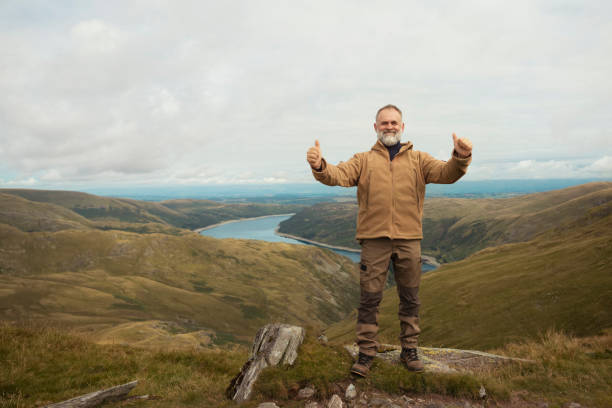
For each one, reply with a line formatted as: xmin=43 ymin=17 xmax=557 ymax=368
xmin=198 ymin=214 xmax=437 ymax=272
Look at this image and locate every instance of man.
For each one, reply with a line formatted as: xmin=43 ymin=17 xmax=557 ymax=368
xmin=306 ymin=104 xmax=472 ymax=376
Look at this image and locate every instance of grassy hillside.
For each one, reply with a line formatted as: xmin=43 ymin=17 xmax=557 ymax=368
xmin=0 ymin=188 xmax=304 ymax=233
xmin=279 ymin=182 xmax=612 ymax=262
xmin=2 ymin=322 xmax=611 ymax=407
xmin=326 ymin=200 xmax=612 ymax=350
xmin=0 ymin=193 xmax=94 ymax=232
xmin=0 ymin=225 xmax=359 ymax=345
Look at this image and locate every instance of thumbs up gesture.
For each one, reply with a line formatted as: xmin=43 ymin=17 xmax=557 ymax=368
xmin=307 ymin=140 xmax=323 ymax=169
xmin=453 ymin=133 xmax=472 ymax=158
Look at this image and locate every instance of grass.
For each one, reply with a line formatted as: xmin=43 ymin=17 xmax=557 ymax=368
xmin=1 ymin=322 xmax=610 ymax=407
xmin=485 ymin=329 xmax=612 ymax=408
xmin=0 ymin=321 xmax=250 ymax=408
xmin=253 ymin=330 xmax=612 ymax=408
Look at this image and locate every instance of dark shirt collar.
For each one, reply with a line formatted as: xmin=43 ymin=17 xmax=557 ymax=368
xmin=386 ymin=142 xmax=402 ymax=161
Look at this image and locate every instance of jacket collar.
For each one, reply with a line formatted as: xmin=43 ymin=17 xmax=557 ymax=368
xmin=371 ymin=139 xmax=414 ymax=153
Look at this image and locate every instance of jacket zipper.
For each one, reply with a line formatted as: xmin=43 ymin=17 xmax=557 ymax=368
xmin=414 ymin=168 xmax=420 ymax=210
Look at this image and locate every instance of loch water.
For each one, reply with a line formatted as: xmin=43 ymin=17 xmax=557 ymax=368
xmin=198 ymin=214 xmax=437 ymax=272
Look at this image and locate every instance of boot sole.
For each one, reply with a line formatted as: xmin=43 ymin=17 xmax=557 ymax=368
xmin=350 ymin=368 xmax=368 ymax=377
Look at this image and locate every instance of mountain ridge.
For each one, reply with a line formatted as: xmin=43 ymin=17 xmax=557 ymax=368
xmin=278 ymin=181 xmax=612 ymax=262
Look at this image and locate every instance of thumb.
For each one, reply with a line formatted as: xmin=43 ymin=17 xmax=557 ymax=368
xmin=315 ymin=140 xmax=320 ymax=149
xmin=452 ymin=133 xmax=457 ymax=144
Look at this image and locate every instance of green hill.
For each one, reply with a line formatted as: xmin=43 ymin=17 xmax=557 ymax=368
xmin=0 ymin=188 xmax=304 ymax=233
xmin=279 ymin=181 xmax=612 ymax=262
xmin=0 ymin=224 xmax=359 ymax=345
xmin=325 ymin=199 xmax=612 ymax=350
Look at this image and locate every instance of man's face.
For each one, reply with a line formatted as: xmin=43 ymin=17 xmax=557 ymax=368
xmin=374 ymin=108 xmax=404 ymax=146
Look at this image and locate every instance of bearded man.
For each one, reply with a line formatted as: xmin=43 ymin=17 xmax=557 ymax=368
xmin=306 ymin=104 xmax=472 ymax=376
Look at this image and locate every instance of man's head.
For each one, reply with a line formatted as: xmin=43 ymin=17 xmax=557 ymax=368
xmin=374 ymin=104 xmax=404 ymax=147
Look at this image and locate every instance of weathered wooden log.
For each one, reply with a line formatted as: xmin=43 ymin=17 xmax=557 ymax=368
xmin=44 ymin=380 xmax=138 ymax=408
xmin=227 ymin=323 xmax=305 ymax=402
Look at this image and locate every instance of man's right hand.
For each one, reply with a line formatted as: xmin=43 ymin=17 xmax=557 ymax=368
xmin=306 ymin=140 xmax=322 ymax=170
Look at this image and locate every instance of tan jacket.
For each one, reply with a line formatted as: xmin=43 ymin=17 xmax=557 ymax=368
xmin=312 ymin=140 xmax=471 ymax=240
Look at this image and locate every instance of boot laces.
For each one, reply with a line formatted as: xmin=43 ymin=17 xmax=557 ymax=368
xmin=358 ymin=353 xmax=373 ymax=365
xmin=402 ymin=347 xmax=419 ymax=361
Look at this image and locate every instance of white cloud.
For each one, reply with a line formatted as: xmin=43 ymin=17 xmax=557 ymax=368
xmin=0 ymin=1 xmax=610 ymax=187
xmin=466 ymin=156 xmax=612 ymax=180
xmin=71 ymin=20 xmax=123 ymax=54
xmin=585 ymin=156 xmax=612 ymax=174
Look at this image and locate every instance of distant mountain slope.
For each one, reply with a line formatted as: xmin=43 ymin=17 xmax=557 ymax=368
xmin=325 ymin=199 xmax=612 ymax=350
xmin=0 ymin=188 xmax=304 ymax=233
xmin=0 ymin=225 xmax=359 ymax=345
xmin=0 ymin=193 xmax=94 ymax=232
xmin=279 ymin=182 xmax=612 ymax=262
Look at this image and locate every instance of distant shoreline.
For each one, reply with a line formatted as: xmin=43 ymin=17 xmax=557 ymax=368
xmin=193 ymin=213 xmax=295 ymax=233
xmin=275 ymin=230 xmax=441 ymax=268
xmin=274 ymin=230 xmax=361 ymax=253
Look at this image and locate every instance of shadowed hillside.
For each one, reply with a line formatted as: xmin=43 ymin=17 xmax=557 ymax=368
xmin=279 ymin=182 xmax=612 ymax=262
xmin=326 ymin=199 xmax=612 ymax=350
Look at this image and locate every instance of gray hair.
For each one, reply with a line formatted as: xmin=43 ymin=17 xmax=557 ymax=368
xmin=375 ymin=104 xmax=402 ymax=121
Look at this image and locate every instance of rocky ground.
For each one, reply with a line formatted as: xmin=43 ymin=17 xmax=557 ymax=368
xmin=256 ymin=384 xmax=584 ymax=408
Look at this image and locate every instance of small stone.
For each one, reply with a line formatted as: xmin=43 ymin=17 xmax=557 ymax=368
xmin=305 ymin=402 xmax=321 ymax=408
xmin=298 ymin=387 xmax=316 ymax=399
xmin=327 ymin=394 xmax=343 ymax=408
xmin=318 ymin=334 xmax=329 ymax=344
xmin=345 ymin=384 xmax=357 ymax=400
xmin=369 ymin=398 xmax=389 ymax=407
xmin=479 ymin=385 xmax=487 ymax=399
xmin=257 ymin=403 xmax=280 ymax=408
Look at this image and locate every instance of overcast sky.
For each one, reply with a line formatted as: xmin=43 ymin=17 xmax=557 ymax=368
xmin=1 ymin=0 xmax=611 ymax=188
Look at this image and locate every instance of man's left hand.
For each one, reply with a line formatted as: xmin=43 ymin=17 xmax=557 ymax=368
xmin=453 ymin=133 xmax=472 ymax=158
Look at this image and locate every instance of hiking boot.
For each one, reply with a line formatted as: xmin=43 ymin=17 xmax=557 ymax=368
xmin=350 ymin=352 xmax=374 ymax=377
xmin=400 ymin=347 xmax=424 ymax=372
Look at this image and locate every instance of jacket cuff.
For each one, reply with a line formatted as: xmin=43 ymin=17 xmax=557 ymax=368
xmin=452 ymin=150 xmax=472 ymax=165
xmin=311 ymin=158 xmax=327 ymax=173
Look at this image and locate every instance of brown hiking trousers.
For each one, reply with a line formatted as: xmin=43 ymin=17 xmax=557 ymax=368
xmin=356 ymin=238 xmax=421 ymax=356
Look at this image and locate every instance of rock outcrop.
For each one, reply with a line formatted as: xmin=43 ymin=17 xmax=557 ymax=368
xmin=345 ymin=344 xmax=533 ymax=373
xmin=227 ymin=323 xmax=305 ymax=402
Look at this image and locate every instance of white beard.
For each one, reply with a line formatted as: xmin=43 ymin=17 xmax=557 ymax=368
xmin=377 ymin=129 xmax=402 ymax=146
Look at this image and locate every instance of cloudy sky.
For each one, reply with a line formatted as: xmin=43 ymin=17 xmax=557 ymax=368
xmin=1 ymin=0 xmax=610 ymax=188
